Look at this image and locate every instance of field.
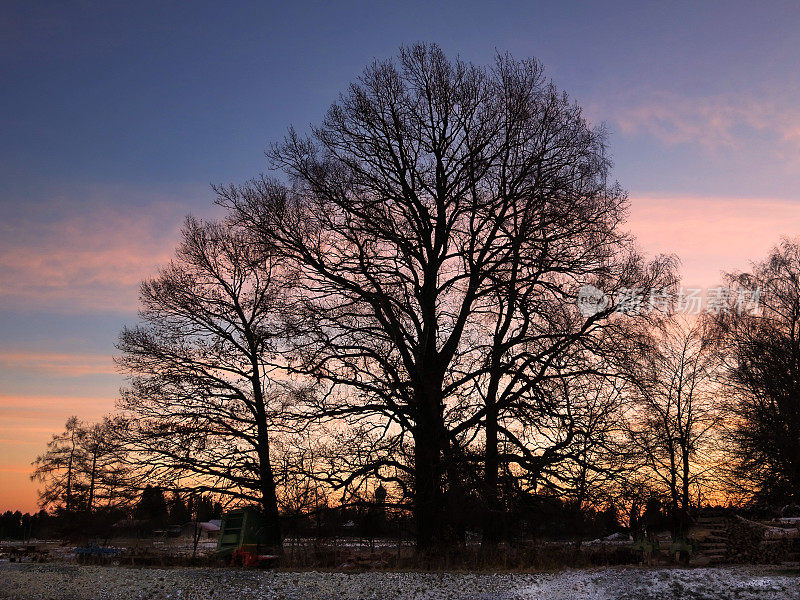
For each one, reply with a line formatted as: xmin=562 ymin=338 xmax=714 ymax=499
xmin=1 ymin=564 xmax=799 ymax=600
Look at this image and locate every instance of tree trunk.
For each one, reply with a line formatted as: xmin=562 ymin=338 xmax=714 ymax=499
xmin=255 ymin=434 xmax=282 ymax=550
xmin=87 ymin=452 xmax=97 ymax=514
xmin=681 ymin=446 xmax=691 ymax=513
xmin=250 ymin=345 xmax=282 ymax=550
xmin=482 ymin=400 xmax=500 ymax=546
xmin=260 ymin=459 xmax=282 ymax=548
xmin=413 ymin=424 xmax=440 ymax=551
xmin=65 ymin=444 xmax=75 ymax=513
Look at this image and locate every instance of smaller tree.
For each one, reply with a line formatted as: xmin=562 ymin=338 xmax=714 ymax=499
xmin=31 ymin=416 xmax=128 ymax=515
xmin=553 ymin=375 xmax=630 ymax=546
xmin=78 ymin=417 xmax=131 ymax=514
xmin=117 ymin=217 xmax=295 ymax=549
xmin=31 ymin=416 xmax=83 ymax=513
xmin=715 ymin=240 xmax=800 ymax=504
xmin=627 ymin=317 xmax=720 ymax=528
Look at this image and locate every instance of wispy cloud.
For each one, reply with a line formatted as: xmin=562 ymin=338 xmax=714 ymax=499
xmin=0 ymin=183 xmax=218 ymax=313
xmin=0 ymin=351 xmax=116 ymax=376
xmin=595 ymin=90 xmax=800 ymax=164
xmin=0 ymin=183 xmax=215 ymax=511
xmin=0 ymin=393 xmax=113 ymax=419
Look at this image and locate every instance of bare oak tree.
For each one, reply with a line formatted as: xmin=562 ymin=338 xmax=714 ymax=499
xmin=219 ymin=44 xmax=674 ymax=548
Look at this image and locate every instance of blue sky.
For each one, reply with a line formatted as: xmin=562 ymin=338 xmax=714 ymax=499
xmin=2 ymin=0 xmax=799 ymax=509
xmin=4 ymin=1 xmax=799 ymax=194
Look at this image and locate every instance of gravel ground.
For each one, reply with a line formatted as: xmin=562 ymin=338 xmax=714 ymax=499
xmin=0 ymin=564 xmax=798 ymax=600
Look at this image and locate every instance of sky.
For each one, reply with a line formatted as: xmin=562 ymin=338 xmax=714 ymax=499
xmin=1 ymin=0 xmax=799 ymax=512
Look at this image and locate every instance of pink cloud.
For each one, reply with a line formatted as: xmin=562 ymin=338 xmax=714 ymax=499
xmin=784 ymin=126 xmax=800 ymax=145
xmin=0 ymin=394 xmax=113 ymax=422
xmin=628 ymin=194 xmax=800 ymax=287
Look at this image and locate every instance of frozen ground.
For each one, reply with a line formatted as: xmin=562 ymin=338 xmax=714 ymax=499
xmin=0 ymin=564 xmax=798 ymax=599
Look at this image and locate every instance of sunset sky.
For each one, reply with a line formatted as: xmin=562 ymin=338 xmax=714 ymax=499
xmin=2 ymin=1 xmax=800 ymax=512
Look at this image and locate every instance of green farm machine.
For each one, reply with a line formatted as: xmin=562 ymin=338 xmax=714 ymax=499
xmin=217 ymin=507 xmax=278 ymax=567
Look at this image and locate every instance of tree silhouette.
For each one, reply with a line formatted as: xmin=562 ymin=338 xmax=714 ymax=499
xmin=117 ymin=217 xmax=298 ymax=549
xmin=715 ymin=239 xmax=800 ymax=504
xmin=220 ymin=43 xmax=674 ymax=548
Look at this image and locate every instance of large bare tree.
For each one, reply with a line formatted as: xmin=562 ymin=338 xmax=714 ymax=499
xmin=219 ymin=44 xmax=674 ymax=548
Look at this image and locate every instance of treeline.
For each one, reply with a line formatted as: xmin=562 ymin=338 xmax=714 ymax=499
xmin=6 ymin=482 xmax=222 ymax=541
xmin=0 ymin=510 xmax=49 ymax=541
xmin=30 ymin=44 xmax=800 ymax=552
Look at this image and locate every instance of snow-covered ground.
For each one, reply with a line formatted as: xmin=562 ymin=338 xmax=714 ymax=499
xmin=0 ymin=564 xmax=797 ymax=599
xmin=522 ymin=567 xmax=800 ymax=599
